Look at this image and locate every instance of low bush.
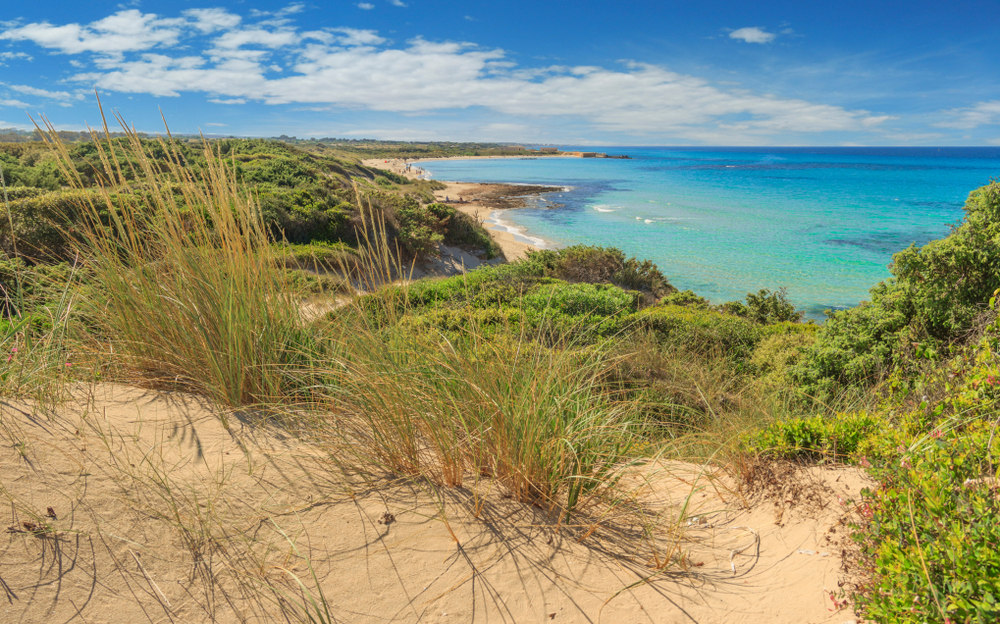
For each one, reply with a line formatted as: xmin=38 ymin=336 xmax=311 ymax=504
xmin=855 ymin=432 xmax=1000 ymax=623
xmin=426 ymin=203 xmax=501 ymax=259
xmin=521 ymin=246 xmax=675 ymax=299
xmin=720 ymin=288 xmax=804 ymax=324
xmin=742 ymin=411 xmax=885 ymax=461
xmin=0 ymin=189 xmax=136 ymax=261
xmin=637 ymin=304 xmax=761 ymax=366
xmin=277 ymin=241 xmax=360 ymax=272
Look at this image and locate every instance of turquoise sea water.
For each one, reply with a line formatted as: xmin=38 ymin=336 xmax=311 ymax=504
xmin=419 ymin=147 xmax=1000 ymax=319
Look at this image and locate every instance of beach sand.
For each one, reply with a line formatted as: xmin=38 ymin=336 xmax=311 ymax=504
xmin=1 ymin=384 xmax=868 ymax=623
xmin=362 ymin=157 xmax=560 ymax=262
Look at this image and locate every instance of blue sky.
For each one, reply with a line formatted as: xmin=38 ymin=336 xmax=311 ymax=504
xmin=0 ymin=1 xmax=998 ymax=145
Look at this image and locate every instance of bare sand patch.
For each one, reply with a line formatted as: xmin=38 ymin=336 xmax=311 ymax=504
xmin=1 ymin=385 xmax=867 ymax=623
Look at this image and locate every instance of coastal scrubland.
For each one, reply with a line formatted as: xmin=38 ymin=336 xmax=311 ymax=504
xmin=1 ymin=116 xmax=998 ymax=623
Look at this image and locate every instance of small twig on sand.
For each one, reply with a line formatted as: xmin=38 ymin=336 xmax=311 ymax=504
xmin=130 ymin=550 xmax=172 ymax=609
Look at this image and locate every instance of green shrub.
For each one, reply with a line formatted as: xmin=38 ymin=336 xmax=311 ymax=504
xmin=277 ymin=241 xmax=359 ymax=271
xmin=856 ymin=432 xmax=1000 ymax=624
xmin=751 ymin=328 xmax=817 ymax=387
xmin=661 ymin=289 xmax=710 ymax=308
xmin=743 ymin=411 xmax=884 ymax=461
xmin=721 ymin=288 xmax=804 ymax=324
xmin=792 ymin=282 xmax=912 ymax=397
xmin=522 ymin=282 xmax=638 ymax=318
xmin=425 ymin=203 xmax=501 ymax=259
xmin=0 ymin=188 xmax=137 ymax=261
xmin=521 ymin=245 xmax=674 ymax=299
xmin=0 ymin=186 xmax=49 ymax=201
xmin=637 ymin=304 xmax=761 ymax=365
xmin=257 ymin=186 xmax=354 ymax=243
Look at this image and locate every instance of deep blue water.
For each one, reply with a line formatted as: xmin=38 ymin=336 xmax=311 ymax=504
xmin=419 ymin=147 xmax=1000 ymax=319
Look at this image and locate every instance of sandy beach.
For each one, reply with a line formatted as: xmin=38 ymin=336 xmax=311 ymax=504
xmin=363 ymin=157 xmax=563 ymax=262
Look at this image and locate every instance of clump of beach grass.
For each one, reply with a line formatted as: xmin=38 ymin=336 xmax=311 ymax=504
xmin=34 ymin=109 xmax=313 ymax=411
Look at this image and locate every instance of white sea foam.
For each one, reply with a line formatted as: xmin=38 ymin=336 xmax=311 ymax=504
xmin=593 ymin=205 xmax=616 ymax=213
xmin=644 ymin=219 xmax=654 ymax=223
xmin=487 ymin=210 xmax=549 ymax=248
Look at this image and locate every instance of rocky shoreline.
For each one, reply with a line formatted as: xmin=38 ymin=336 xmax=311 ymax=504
xmin=447 ymin=182 xmax=563 ymax=210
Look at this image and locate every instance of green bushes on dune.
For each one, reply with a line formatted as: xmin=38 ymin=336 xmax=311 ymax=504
xmin=793 ymin=181 xmax=1000 ymax=398
xmin=0 ymin=137 xmax=500 ymax=263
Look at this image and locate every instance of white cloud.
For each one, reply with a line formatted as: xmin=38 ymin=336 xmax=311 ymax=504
xmin=729 ymin=27 xmax=776 ymax=44
xmin=0 ymin=51 xmax=31 ymax=63
xmin=986 ymin=138 xmax=1000 ymax=145
xmin=0 ymin=10 xmax=190 ymax=55
xmin=358 ymin=3 xmax=375 ymax=9
xmin=331 ymin=28 xmax=386 ymax=46
xmin=183 ymin=8 xmax=242 ymax=33
xmin=6 ymin=84 xmax=82 ymax=100
xmin=389 ymin=0 xmax=408 ymax=6
xmin=0 ymin=98 xmax=31 ymax=108
xmin=213 ymin=28 xmax=299 ymax=50
xmin=877 ymin=131 xmax=945 ymax=143
xmin=204 ymin=122 xmax=227 ymax=127
xmin=0 ymin=8 xmax=891 ymax=143
xmin=935 ymin=101 xmax=1000 ymax=129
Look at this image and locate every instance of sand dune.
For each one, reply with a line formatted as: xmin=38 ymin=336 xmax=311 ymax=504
xmin=1 ymin=384 xmax=866 ymax=623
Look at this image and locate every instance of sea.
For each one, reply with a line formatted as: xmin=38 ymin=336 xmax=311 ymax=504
xmin=419 ymin=147 xmax=1000 ymax=320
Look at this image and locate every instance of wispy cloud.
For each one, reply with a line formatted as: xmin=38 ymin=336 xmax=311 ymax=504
xmin=6 ymin=83 xmax=82 ymax=100
xmin=935 ymin=101 xmax=1000 ymax=129
xmin=389 ymin=0 xmax=408 ymax=6
xmin=0 ymin=51 xmax=32 ymax=63
xmin=358 ymin=3 xmax=375 ymax=9
xmin=0 ymin=98 xmax=31 ymax=108
xmin=729 ymin=27 xmax=776 ymax=44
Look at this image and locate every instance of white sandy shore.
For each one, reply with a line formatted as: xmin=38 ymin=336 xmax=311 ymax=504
xmin=362 ymin=157 xmax=559 ymax=262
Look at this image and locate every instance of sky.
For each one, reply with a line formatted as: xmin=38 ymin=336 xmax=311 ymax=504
xmin=0 ymin=1 xmax=998 ymax=145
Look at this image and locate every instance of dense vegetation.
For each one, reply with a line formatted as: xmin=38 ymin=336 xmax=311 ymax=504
xmin=2 ymin=120 xmax=999 ymax=623
xmin=0 ymin=136 xmax=497 ymax=263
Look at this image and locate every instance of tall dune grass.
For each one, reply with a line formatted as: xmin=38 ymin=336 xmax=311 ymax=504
xmin=35 ymin=110 xmax=311 ymax=409
xmin=318 ymin=318 xmax=643 ymax=521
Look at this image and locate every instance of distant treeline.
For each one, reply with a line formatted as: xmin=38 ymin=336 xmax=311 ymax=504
xmin=0 ymin=128 xmax=149 ymax=143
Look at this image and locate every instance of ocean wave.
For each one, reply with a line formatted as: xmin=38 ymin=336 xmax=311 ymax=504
xmin=644 ymin=219 xmax=654 ymax=223
xmin=592 ymin=205 xmax=616 ymax=213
